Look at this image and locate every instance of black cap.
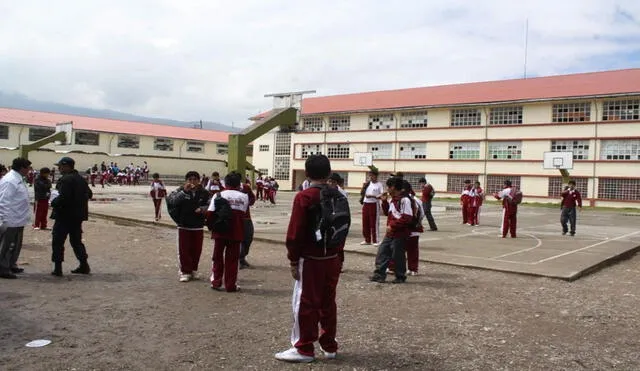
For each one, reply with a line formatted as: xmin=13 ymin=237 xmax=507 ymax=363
xmin=55 ymin=156 xmax=75 ymax=167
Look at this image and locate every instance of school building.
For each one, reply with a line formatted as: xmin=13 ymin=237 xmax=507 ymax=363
xmin=0 ymin=108 xmax=246 ymax=177
xmin=251 ymin=68 xmax=640 ymax=208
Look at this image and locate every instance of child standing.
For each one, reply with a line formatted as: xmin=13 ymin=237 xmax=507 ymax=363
xmin=149 ymin=173 xmax=166 ymax=222
xmin=33 ymin=167 xmax=52 ymax=230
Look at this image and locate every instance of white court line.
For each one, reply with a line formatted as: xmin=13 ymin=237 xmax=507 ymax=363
xmin=491 ymin=234 xmax=543 ymax=259
xmin=533 ymin=230 xmax=640 ymax=264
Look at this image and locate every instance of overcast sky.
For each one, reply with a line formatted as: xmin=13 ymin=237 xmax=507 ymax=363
xmin=1 ymin=0 xmax=639 ymax=127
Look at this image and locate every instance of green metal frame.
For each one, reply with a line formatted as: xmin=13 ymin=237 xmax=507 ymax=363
xmin=19 ymin=131 xmax=68 ymax=160
xmin=227 ymin=107 xmax=297 ymax=183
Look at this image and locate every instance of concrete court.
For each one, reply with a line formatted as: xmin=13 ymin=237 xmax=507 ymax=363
xmin=83 ymin=185 xmax=640 ymax=281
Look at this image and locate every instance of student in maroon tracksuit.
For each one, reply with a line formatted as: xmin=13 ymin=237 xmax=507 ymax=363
xmin=461 ymin=179 xmax=472 ymax=224
xmin=275 ymin=155 xmax=340 ymax=363
xmin=388 ymin=181 xmax=424 ymax=275
xmin=149 ymin=173 xmax=166 ymax=221
xmin=239 ymin=180 xmax=256 ymax=269
xmin=207 ymin=172 xmax=249 ymax=292
xmin=418 ymin=177 xmax=438 ymax=231
xmin=471 ymin=181 xmax=484 ymax=226
xmin=493 ymin=180 xmax=519 ymax=238
xmin=256 ymin=176 xmax=264 ymax=201
xmin=360 ymin=168 xmax=384 ymax=246
xmin=560 ymin=180 xmax=582 ymax=236
xmin=33 ymin=167 xmax=52 ymax=230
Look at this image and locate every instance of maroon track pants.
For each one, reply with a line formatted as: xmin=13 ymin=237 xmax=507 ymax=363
xmin=177 ymin=228 xmax=203 ymax=274
xmin=389 ymin=236 xmax=419 ymax=272
xmin=210 ymin=239 xmax=240 ymax=292
xmin=291 ymin=256 xmax=341 ymax=357
xmin=501 ymin=210 xmax=517 ymax=238
xmin=362 ymin=203 xmax=379 ymax=244
xmin=152 ymin=198 xmax=162 ymax=219
xmin=33 ymin=199 xmax=49 ymax=229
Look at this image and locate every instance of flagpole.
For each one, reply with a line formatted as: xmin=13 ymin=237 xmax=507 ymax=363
xmin=524 ymin=18 xmax=529 ymax=79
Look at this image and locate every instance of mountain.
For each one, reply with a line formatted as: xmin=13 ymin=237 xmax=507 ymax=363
xmin=0 ymin=91 xmax=241 ymax=133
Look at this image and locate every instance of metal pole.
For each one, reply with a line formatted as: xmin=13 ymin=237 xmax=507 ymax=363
xmin=524 ymin=18 xmax=529 ymax=79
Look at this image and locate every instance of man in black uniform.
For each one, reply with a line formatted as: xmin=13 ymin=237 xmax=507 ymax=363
xmin=50 ymin=157 xmax=93 ymax=276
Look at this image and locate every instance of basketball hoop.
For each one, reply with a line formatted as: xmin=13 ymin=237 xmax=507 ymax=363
xmin=353 ymin=152 xmax=373 ymax=167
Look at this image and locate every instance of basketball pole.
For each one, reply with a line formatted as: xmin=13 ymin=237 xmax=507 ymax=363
xmin=559 ymin=169 xmax=570 ymax=184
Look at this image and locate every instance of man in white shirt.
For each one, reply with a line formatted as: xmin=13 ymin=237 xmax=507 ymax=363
xmin=0 ymin=158 xmax=32 ymax=279
xmin=360 ymin=167 xmax=384 ymax=246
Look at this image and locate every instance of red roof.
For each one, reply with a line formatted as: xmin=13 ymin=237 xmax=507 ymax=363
xmin=301 ymin=68 xmax=640 ymax=115
xmin=0 ymin=108 xmax=230 ymax=143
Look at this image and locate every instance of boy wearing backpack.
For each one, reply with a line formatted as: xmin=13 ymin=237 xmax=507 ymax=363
xmin=166 ymin=171 xmax=210 ymax=282
xmin=493 ymin=180 xmax=521 ymax=238
xmin=206 ymin=172 xmax=249 ymax=292
xmin=369 ymin=176 xmax=414 ymax=284
xmin=276 ymin=155 xmax=349 ymax=363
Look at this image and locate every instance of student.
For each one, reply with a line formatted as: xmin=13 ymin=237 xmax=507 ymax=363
xmin=369 ymin=176 xmax=413 ymax=283
xmin=328 ymin=173 xmax=348 ymax=271
xmin=166 ymin=171 xmax=210 ymax=282
xmin=239 ymin=176 xmax=256 ymax=269
xmin=461 ymin=179 xmax=472 ymax=224
xmin=418 ymin=177 xmax=437 ymax=231
xmin=205 ymin=172 xmax=224 ymax=196
xmin=561 ymin=180 xmax=582 ymax=236
xmin=493 ymin=180 xmax=520 ymax=238
xmin=256 ymin=176 xmax=264 ymax=201
xmin=471 ymin=181 xmax=485 ymax=226
xmin=275 ymin=155 xmax=340 ymax=363
xmin=360 ymin=167 xmax=384 ymax=246
xmin=33 ymin=167 xmax=52 ymax=230
xmin=149 ymin=173 xmax=166 ymax=222
xmin=207 ymin=172 xmax=249 ymax=292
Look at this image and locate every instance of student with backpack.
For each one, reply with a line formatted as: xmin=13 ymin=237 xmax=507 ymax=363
xmin=493 ymin=180 xmax=522 ymax=238
xmin=166 ymin=171 xmax=210 ymax=282
xmin=275 ymin=155 xmax=350 ymax=363
xmin=369 ymin=176 xmax=414 ymax=284
xmin=206 ymin=172 xmax=249 ymax=292
xmin=387 ymin=181 xmax=424 ymax=276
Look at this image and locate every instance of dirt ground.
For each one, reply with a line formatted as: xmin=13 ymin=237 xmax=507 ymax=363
xmin=0 ymin=218 xmax=638 ymax=371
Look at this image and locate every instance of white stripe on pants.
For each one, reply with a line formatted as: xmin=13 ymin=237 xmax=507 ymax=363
xmin=290 ymin=258 xmax=304 ymax=347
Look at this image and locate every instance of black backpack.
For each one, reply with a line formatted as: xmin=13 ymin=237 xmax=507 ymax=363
xmin=311 ymin=185 xmax=351 ymax=249
xmin=166 ymin=189 xmax=182 ymax=224
xmin=359 ymin=181 xmax=370 ymax=205
xmin=397 ymin=195 xmax=422 ymax=229
xmin=208 ymin=193 xmax=233 ymax=233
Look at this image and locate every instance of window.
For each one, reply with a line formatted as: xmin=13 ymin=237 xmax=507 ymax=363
xmin=602 ymin=99 xmax=639 ymax=121
xmin=186 ymin=141 xmax=205 ymax=153
xmin=257 ymin=168 xmax=268 ymax=176
xmin=548 ymin=177 xmax=589 ymax=198
xmin=274 ymin=132 xmax=291 ymax=155
xmin=449 ymin=142 xmax=480 ymax=159
xmin=328 ymin=116 xmax=350 ymax=131
xmin=368 ymin=143 xmax=393 ymax=159
xmin=154 ymin=138 xmax=174 ymax=151
xmin=400 ymin=111 xmax=428 ymax=128
xmin=488 ymin=141 xmax=522 ymax=160
xmin=368 ymin=114 xmax=394 ymax=130
xmin=489 ymin=106 xmax=523 ymax=125
xmin=486 ymin=175 xmax=521 ymax=194
xmin=327 ymin=144 xmax=350 ymax=159
xmin=550 ymin=140 xmax=590 ymax=160
xmin=74 ymin=131 xmax=100 ymax=146
xmin=259 ymin=145 xmax=270 ymax=152
xmin=300 ymin=144 xmax=323 ymax=159
xmin=273 ymin=157 xmax=290 ymax=180
xmin=302 ymin=116 xmax=324 ymax=132
xmin=451 ymin=109 xmax=481 ymax=127
xmin=447 ymin=174 xmax=479 ymax=193
xmin=217 ymin=143 xmax=228 ymax=155
xmin=29 ymin=127 xmax=55 ymax=142
xmin=552 ymin=102 xmax=591 ymax=123
xmin=598 ymin=178 xmax=640 ymax=201
xmin=403 ymin=173 xmax=425 ymax=191
xmin=399 ymin=142 xmax=426 ymax=159
xmin=0 ymin=125 xmax=9 ymax=140
xmin=599 ymin=140 xmax=640 ymax=160
xmin=117 ymin=135 xmax=140 ymax=149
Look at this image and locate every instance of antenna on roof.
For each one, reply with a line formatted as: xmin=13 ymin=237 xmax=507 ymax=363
xmin=523 ymin=18 xmax=529 ymax=79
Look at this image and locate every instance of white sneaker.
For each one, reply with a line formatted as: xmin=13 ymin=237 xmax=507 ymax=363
xmin=323 ymin=351 xmax=337 ymax=359
xmin=408 ymin=270 xmax=418 ymax=276
xmin=373 ymin=243 xmax=380 ymax=247
xmin=191 ymin=271 xmax=199 ymax=280
xmin=386 ymin=268 xmax=395 ymax=274
xmin=275 ymin=347 xmax=314 ymax=363
xmin=179 ymin=274 xmax=190 ymax=282
xmin=360 ymin=241 xmax=371 ymax=245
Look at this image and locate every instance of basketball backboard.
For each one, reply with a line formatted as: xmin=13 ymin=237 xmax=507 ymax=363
xmin=543 ymin=151 xmax=573 ymax=170
xmin=353 ymin=152 xmax=373 ymax=166
xmin=55 ymin=121 xmax=73 ymax=145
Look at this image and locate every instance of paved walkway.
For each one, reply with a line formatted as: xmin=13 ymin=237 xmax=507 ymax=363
xmin=85 ymin=185 xmax=640 ymax=281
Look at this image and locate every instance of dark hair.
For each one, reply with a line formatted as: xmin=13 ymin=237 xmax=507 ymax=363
xmin=402 ymin=180 xmax=413 ymax=194
xmin=504 ymin=180 xmax=512 ymax=187
xmin=329 ymin=172 xmax=342 ymax=182
xmin=418 ymin=177 xmax=426 ymax=183
xmin=185 ymin=171 xmax=200 ymax=180
xmin=568 ymin=180 xmax=576 ymax=186
xmin=40 ymin=167 xmax=51 ymax=174
xmin=224 ymin=171 xmax=242 ymax=188
xmin=212 ymin=171 xmax=219 ymax=177
xmin=305 ymin=155 xmax=331 ymax=180
xmin=152 ymin=173 xmax=160 ymax=179
xmin=464 ymin=179 xmax=471 ymax=184
xmin=386 ymin=176 xmax=403 ymax=190
xmin=11 ymin=157 xmax=31 ymax=171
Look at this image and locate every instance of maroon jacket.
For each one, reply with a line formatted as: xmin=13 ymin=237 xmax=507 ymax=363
xmin=206 ymin=189 xmax=248 ymax=241
xmin=240 ymin=183 xmax=256 ymax=219
xmin=561 ymin=189 xmax=582 ymax=208
xmin=381 ymin=196 xmax=413 ymax=239
xmin=286 ymin=186 xmax=338 ymax=264
xmin=421 ymin=184 xmax=434 ymax=203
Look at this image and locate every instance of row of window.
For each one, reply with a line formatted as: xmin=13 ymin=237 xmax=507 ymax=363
xmin=295 ymin=140 xmax=639 ymax=161
xmin=299 ymin=98 xmax=640 ymax=131
xmin=0 ymin=126 xmax=229 ymax=154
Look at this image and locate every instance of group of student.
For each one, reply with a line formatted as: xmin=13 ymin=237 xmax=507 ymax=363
xmin=85 ymin=161 xmax=150 ymax=188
